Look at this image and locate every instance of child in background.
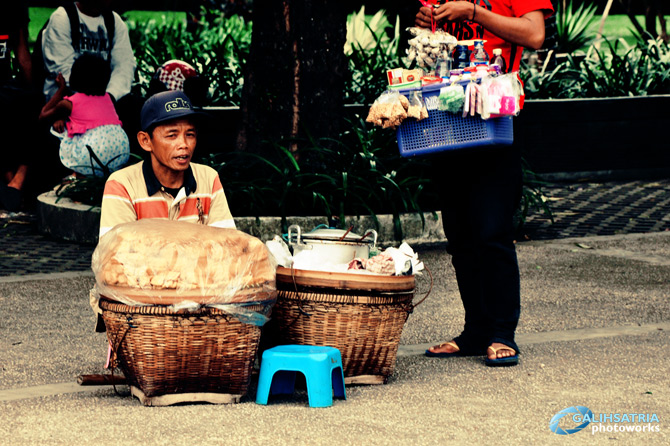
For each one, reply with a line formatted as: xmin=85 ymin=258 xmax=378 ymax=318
xmin=39 ymin=54 xmax=129 ymax=177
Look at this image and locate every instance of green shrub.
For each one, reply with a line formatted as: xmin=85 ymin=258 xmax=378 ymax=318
xmin=554 ymin=0 xmax=598 ymax=54
xmin=126 ymin=11 xmax=251 ymax=106
xmin=204 ymin=116 xmax=436 ymax=237
xmin=522 ymin=37 xmax=670 ymax=98
xmin=344 ymin=8 xmax=404 ymax=105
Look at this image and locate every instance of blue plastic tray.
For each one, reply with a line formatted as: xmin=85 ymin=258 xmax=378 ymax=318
xmin=396 ymin=83 xmax=514 ymax=157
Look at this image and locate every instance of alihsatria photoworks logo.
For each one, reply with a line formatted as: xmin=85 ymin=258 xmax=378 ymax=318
xmin=549 ymin=406 xmax=661 ymax=435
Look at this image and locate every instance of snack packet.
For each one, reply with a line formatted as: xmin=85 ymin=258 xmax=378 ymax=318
xmin=438 ymin=83 xmax=465 ymax=114
xmin=406 ymin=27 xmax=457 ymax=70
xmin=480 ymin=72 xmax=524 ymax=119
xmin=406 ymin=90 xmax=428 ymax=121
xmin=366 ymin=90 xmax=408 ymax=129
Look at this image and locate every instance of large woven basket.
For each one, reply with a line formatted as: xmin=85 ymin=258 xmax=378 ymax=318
xmin=270 ymin=267 xmax=429 ymax=383
xmin=100 ymin=298 xmax=267 ymax=401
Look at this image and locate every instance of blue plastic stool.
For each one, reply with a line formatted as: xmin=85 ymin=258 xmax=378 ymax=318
xmin=255 ymin=345 xmax=346 ymax=408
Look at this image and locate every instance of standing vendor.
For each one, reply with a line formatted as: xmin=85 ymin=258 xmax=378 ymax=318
xmin=99 ymin=90 xmax=235 ymax=237
xmin=418 ymin=0 xmax=553 ymax=366
xmin=416 ymin=0 xmax=550 ymax=73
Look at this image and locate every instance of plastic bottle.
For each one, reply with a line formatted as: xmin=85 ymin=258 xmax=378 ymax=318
xmin=469 ymin=40 xmax=489 ymax=67
xmin=434 ymin=56 xmax=452 ymax=78
xmin=453 ymin=45 xmax=471 ymax=69
xmin=490 ymin=48 xmax=507 ymax=73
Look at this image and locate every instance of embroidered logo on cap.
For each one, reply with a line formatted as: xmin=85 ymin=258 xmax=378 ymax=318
xmin=164 ymin=97 xmax=191 ymax=112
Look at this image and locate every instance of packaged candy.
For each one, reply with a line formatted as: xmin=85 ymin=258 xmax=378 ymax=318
xmin=480 ymin=72 xmax=524 ymax=119
xmin=462 ymin=81 xmax=481 ymax=118
xmin=406 ymin=90 xmax=428 ymax=121
xmin=438 ymin=83 xmax=465 ymax=114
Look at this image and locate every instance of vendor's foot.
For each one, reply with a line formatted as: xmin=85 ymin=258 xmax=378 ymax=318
xmin=485 ymin=343 xmax=519 ymax=367
xmin=425 ymin=340 xmax=461 ymax=357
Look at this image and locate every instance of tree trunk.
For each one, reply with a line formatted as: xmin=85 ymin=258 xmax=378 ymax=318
xmin=237 ymin=0 xmax=347 ymax=157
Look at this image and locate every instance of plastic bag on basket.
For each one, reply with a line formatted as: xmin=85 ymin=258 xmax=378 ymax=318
xmin=406 ymin=90 xmax=429 ymax=121
xmin=462 ymin=82 xmax=482 ymax=118
xmin=438 ymin=83 xmax=465 ymax=114
xmin=406 ymin=27 xmax=457 ymax=70
xmin=480 ymin=72 xmax=524 ymax=120
xmin=90 ymin=220 xmax=278 ymax=320
xmin=366 ymin=90 xmax=408 ymax=129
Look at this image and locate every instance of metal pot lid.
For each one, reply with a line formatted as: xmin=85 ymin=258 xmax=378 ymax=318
xmin=302 ymin=228 xmax=373 ymax=243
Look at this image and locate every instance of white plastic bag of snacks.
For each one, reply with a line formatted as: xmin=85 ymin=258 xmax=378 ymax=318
xmin=91 ymin=220 xmax=277 ymax=311
xmin=406 ymin=27 xmax=457 ymax=70
xmin=366 ymin=90 xmax=409 ymax=129
xmin=406 ymin=90 xmax=429 ymax=121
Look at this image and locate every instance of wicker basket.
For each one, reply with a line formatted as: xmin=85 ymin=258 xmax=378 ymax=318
xmin=270 ymin=267 xmax=429 ymax=383
xmin=100 ymin=298 xmax=268 ymax=402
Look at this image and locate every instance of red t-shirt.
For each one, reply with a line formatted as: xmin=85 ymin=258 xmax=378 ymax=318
xmin=438 ymin=0 xmax=554 ymax=72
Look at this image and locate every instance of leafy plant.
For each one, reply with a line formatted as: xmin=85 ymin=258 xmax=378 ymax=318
xmin=522 ymin=37 xmax=670 ymax=99
xmin=344 ymin=8 xmax=404 ymax=105
xmin=206 ymin=116 xmax=435 ymax=238
xmin=125 ymin=11 xmax=251 ymax=106
xmin=520 ymin=56 xmax=583 ymax=99
xmin=555 ymin=0 xmax=598 ymax=54
xmin=55 ymin=153 xmax=141 ymax=206
xmin=344 ymin=7 xmax=395 ymax=55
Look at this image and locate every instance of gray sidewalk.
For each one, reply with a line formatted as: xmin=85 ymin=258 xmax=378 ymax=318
xmin=1 ymin=228 xmax=669 ymax=445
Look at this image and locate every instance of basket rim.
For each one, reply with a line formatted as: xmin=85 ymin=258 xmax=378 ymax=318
xmin=276 ymin=266 xmax=415 ymax=292
xmin=277 ymin=289 xmax=414 ymax=306
xmin=99 ymin=297 xmax=271 ymax=315
xmin=100 ymin=282 xmax=277 ymax=305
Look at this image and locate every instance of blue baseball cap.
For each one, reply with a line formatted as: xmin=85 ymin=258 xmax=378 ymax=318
xmin=140 ymin=90 xmax=205 ymax=132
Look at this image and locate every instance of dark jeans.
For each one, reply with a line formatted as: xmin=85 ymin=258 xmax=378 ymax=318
xmin=0 ymin=82 xmax=42 ymax=170
xmin=433 ymin=145 xmax=522 ymax=354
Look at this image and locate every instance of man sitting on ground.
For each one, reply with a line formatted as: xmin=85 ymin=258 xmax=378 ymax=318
xmin=98 ymin=90 xmax=235 ymax=237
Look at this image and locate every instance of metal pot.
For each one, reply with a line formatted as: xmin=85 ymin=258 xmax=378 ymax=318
xmin=287 ymin=225 xmax=378 ymax=264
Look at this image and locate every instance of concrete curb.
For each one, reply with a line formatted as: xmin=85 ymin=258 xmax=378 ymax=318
xmin=36 ymin=191 xmax=447 ymax=246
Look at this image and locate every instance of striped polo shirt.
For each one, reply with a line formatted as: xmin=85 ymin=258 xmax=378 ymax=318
xmin=99 ymin=161 xmax=235 ymax=237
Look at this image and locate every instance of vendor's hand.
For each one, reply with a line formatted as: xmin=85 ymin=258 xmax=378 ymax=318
xmin=53 ymin=119 xmax=65 ymax=133
xmin=56 ymin=73 xmax=66 ymax=89
xmin=415 ymin=6 xmax=434 ymax=28
xmin=433 ymin=1 xmax=476 ymax=23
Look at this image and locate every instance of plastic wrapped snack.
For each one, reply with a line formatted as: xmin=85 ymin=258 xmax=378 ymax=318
xmin=406 ymin=27 xmax=457 ymax=70
xmin=366 ymin=90 xmax=409 ymax=129
xmin=438 ymin=83 xmax=465 ymax=114
xmin=91 ymin=220 xmax=278 ymax=311
xmin=406 ymin=90 xmax=429 ymax=121
xmin=480 ymin=72 xmax=524 ymax=120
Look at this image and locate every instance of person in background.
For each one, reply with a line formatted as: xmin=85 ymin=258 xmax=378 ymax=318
xmin=40 ymin=0 xmax=135 ymax=103
xmin=0 ymin=2 xmax=42 ymax=212
xmin=39 ymin=54 xmax=129 ymax=177
xmin=417 ymin=0 xmax=554 ymax=366
xmin=40 ymin=0 xmax=140 ymax=157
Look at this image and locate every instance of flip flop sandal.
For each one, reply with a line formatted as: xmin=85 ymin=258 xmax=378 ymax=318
xmin=425 ymin=341 xmax=466 ymax=358
xmin=485 ymin=346 xmax=519 ymax=367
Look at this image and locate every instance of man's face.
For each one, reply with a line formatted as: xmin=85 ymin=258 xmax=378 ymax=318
xmin=138 ymin=118 xmax=197 ymax=177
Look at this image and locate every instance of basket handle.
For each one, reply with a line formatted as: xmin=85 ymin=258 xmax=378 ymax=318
xmin=410 ymin=264 xmax=433 ymax=309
